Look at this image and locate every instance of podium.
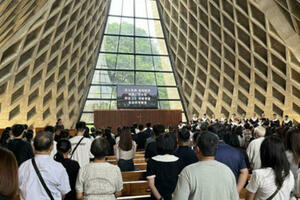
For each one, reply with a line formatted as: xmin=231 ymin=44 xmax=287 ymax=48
xmin=94 ymin=109 xmax=182 ymax=132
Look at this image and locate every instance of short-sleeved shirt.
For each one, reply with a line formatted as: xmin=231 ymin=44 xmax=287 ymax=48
xmin=247 ymin=137 xmax=265 ymax=170
xmin=145 ymin=141 xmax=157 ymax=159
xmin=172 ymin=160 xmax=239 ymax=200
xmin=246 ymin=168 xmax=294 ymax=200
xmin=146 ymin=155 xmax=184 ymax=200
xmin=8 ymin=139 xmax=34 ymax=166
xmin=175 ymin=146 xmax=198 ymax=168
xmin=69 ymin=136 xmax=94 ymax=167
xmin=19 ymin=155 xmax=70 ymax=200
xmin=215 ymin=141 xmax=247 ymax=181
xmin=60 ymin=158 xmax=80 ymax=200
xmin=76 ymin=162 xmax=123 ymax=200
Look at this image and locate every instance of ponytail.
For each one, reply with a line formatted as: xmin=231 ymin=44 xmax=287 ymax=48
xmin=54 ymin=151 xmax=65 ymax=163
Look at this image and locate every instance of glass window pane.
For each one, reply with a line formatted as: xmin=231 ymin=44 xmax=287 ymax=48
xmin=136 ymin=38 xmax=152 ymax=54
xmin=153 ymin=56 xmax=172 ymax=71
xmin=182 ymin=113 xmax=187 ymax=122
xmin=92 ymin=71 xmax=114 ymax=84
xmin=159 ymin=101 xmax=183 ymax=110
xmin=151 ymin=38 xmax=168 ymax=55
xmin=147 ymin=0 xmax=159 ymax=19
xmin=109 ymin=0 xmax=122 ymax=15
xmin=120 ymin=18 xmax=134 ymax=35
xmin=136 ymin=72 xmax=156 ymax=85
xmin=135 ymin=0 xmax=147 ymax=18
xmin=96 ymin=54 xmax=117 ymax=69
xmin=116 ymin=55 xmax=134 ymax=69
xmin=80 ymin=113 xmax=94 ymax=123
xmin=122 ymin=0 xmax=134 ymax=17
xmin=149 ymin=20 xmax=164 ymax=37
xmin=119 ymin=37 xmax=134 ymax=53
xmin=113 ymin=71 xmax=134 ymax=84
xmin=101 ymin=36 xmax=119 ymax=52
xmin=136 ymin=55 xmax=154 ymax=70
xmin=135 ymin=19 xmax=149 ymax=37
xmin=158 ymin=87 xmax=180 ymax=99
xmin=105 ymin=17 xmax=121 ymax=34
xmin=156 ymin=73 xmax=176 ymax=86
xmin=87 ymin=86 xmax=116 ymax=98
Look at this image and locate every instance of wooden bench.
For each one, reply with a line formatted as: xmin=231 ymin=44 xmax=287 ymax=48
xmin=117 ymin=195 xmax=151 ymax=200
xmin=122 ymin=170 xmax=146 ymax=182
xmin=134 ymin=163 xmax=147 ymax=170
xmin=107 ymin=154 xmax=144 ymax=160
xmin=122 ymin=181 xmax=150 ymax=196
xmin=108 ymin=158 xmax=146 ymax=165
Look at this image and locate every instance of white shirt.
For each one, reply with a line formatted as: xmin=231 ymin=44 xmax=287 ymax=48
xmin=76 ymin=162 xmax=123 ymax=200
xmin=19 ymin=155 xmax=70 ymax=200
xmin=69 ymin=136 xmax=94 ymax=167
xmin=50 ymin=140 xmax=57 ymax=159
xmin=115 ymin=137 xmax=137 ymax=161
xmin=294 ymin=169 xmax=300 ymax=198
xmin=246 ymin=168 xmax=294 ymax=200
xmin=247 ymin=137 xmax=265 ymax=170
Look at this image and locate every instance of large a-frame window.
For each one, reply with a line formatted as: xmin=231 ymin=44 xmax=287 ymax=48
xmin=80 ymin=0 xmax=186 ymax=127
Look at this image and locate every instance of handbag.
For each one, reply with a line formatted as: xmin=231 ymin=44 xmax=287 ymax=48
xmin=266 ymin=187 xmax=280 ymax=200
xmin=70 ymin=136 xmax=85 ymax=159
xmin=31 ymin=158 xmax=54 ymax=200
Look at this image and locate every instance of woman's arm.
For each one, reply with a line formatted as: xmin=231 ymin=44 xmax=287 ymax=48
xmin=245 ymin=191 xmax=255 ymax=200
xmin=114 ymin=191 xmax=122 ymax=197
xmin=76 ymin=192 xmax=83 ymax=200
xmin=148 ymin=177 xmax=162 ymax=200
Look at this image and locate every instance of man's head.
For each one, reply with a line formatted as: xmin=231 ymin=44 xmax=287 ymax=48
xmin=153 ymin=124 xmax=165 ymax=137
xmin=285 ymin=115 xmax=289 ymax=120
xmin=146 ymin=122 xmax=151 ymax=128
xmin=11 ymin=124 xmax=25 ymax=137
xmin=254 ymin=126 xmax=266 ymax=138
xmin=196 ymin=131 xmax=219 ymax=159
xmin=76 ymin=121 xmax=86 ymax=134
xmin=34 ymin=131 xmax=53 ymax=153
xmin=178 ymin=127 xmax=190 ymax=145
xmin=91 ymin=138 xmax=109 ymax=160
xmin=44 ymin=126 xmax=55 ymax=133
xmin=273 ymin=113 xmax=277 ymax=119
xmin=156 ymin=134 xmax=177 ymax=155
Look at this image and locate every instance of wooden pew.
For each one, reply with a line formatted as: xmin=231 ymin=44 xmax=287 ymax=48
xmin=108 ymin=158 xmax=146 ymax=165
xmin=134 ymin=163 xmax=147 ymax=170
xmin=122 ymin=170 xmax=146 ymax=182
xmin=122 ymin=181 xmax=150 ymax=196
xmin=117 ymin=195 xmax=151 ymax=200
xmin=0 ymin=129 xmax=4 ymax=136
xmin=106 ymin=154 xmax=144 ymax=160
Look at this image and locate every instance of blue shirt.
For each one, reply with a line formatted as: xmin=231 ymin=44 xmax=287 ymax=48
xmin=215 ymin=141 xmax=247 ymax=181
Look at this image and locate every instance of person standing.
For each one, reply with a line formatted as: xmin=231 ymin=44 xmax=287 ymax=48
xmin=0 ymin=147 xmax=18 ymax=200
xmin=19 ymin=131 xmax=70 ymax=200
xmin=8 ymin=124 xmax=34 ymax=166
xmin=172 ymin=131 xmax=239 ymax=200
xmin=69 ymin=121 xmax=93 ymax=167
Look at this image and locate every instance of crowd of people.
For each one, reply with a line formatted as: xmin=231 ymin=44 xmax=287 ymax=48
xmin=0 ymin=113 xmax=299 ymax=200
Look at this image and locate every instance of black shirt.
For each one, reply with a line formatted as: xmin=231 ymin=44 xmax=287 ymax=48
xmin=145 ymin=141 xmax=157 ymax=159
xmin=146 ymin=155 xmax=184 ymax=200
xmin=8 ymin=139 xmax=34 ymax=166
xmin=175 ymin=146 xmax=198 ymax=168
xmin=136 ymin=131 xmax=151 ymax=150
xmin=60 ymin=159 xmax=80 ymax=200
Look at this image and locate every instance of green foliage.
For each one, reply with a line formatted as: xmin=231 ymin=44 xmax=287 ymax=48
xmin=103 ymin=22 xmax=170 ymax=109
